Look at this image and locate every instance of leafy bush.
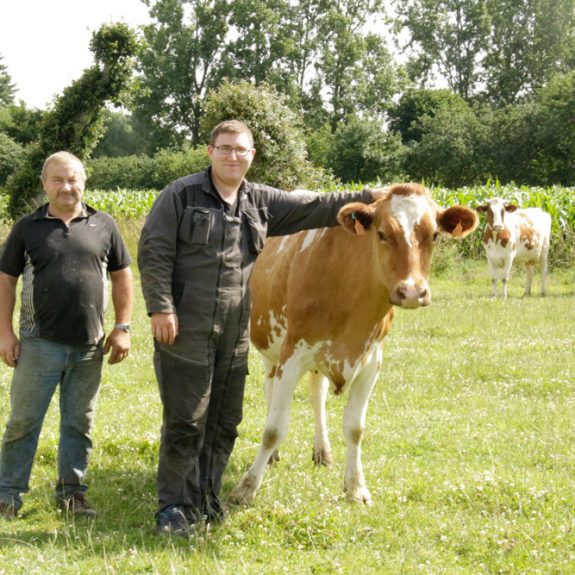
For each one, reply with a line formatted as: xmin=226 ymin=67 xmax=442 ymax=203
xmin=87 ymin=147 xmax=210 ymax=190
xmin=0 ymin=132 xmax=24 ymax=186
xmin=330 ymin=116 xmax=407 ymax=183
xmin=201 ymin=80 xmax=331 ymax=189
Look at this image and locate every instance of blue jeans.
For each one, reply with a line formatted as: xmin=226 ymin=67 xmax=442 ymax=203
xmin=0 ymin=331 xmax=103 ymax=511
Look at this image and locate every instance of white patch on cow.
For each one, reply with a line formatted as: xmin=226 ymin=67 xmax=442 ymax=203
xmin=390 ymin=194 xmax=429 ymax=246
xmin=256 ymin=309 xmax=288 ymax=359
xmin=275 ymin=236 xmax=291 ymax=254
xmin=486 ymin=197 xmax=506 ymax=229
xmin=300 ymin=229 xmax=320 ymax=252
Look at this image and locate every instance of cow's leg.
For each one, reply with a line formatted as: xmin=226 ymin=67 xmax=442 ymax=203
xmin=524 ymin=263 xmax=535 ymax=296
xmin=540 ymin=247 xmax=549 ymax=296
xmin=501 ymin=278 xmax=509 ymax=299
xmin=501 ymin=254 xmax=516 ymax=300
xmin=260 ymin=356 xmax=281 ymax=464
xmin=486 ymin=260 xmax=499 ymax=298
xmin=491 ymin=278 xmax=498 ymax=298
xmin=342 ymin=348 xmax=382 ymax=505
xmin=308 ymin=371 xmax=333 ymax=466
xmin=228 ymin=355 xmax=306 ymax=506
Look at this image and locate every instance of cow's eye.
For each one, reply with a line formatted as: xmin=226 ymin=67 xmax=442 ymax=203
xmin=377 ymin=230 xmax=387 ymax=242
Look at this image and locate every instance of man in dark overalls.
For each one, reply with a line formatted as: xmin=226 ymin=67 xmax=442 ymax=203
xmin=138 ymin=120 xmax=384 ymax=535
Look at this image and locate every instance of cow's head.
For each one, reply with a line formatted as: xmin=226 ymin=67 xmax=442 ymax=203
xmin=476 ymin=197 xmax=518 ymax=232
xmin=337 ymin=183 xmax=478 ymax=309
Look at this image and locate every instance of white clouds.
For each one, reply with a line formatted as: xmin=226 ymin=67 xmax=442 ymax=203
xmin=0 ymin=0 xmax=150 ymax=108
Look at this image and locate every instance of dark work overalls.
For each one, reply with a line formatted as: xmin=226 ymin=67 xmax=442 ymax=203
xmin=138 ymin=169 xmax=374 ymax=517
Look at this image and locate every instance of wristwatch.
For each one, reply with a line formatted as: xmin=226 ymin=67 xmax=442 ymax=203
xmin=115 ymin=323 xmax=131 ymax=333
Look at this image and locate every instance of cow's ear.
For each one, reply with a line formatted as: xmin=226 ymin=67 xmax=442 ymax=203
xmin=338 ymin=203 xmax=375 ymax=235
xmin=476 ymin=204 xmax=488 ymax=213
xmin=505 ymin=204 xmax=518 ymax=213
xmin=437 ymin=206 xmax=479 ymax=239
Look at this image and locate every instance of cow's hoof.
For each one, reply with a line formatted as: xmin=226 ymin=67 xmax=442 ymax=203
xmin=227 ymin=478 xmax=258 ymax=506
xmin=267 ymin=449 xmax=280 ymax=465
xmin=312 ymin=447 xmax=333 ymax=467
xmin=345 ymin=485 xmax=372 ymax=505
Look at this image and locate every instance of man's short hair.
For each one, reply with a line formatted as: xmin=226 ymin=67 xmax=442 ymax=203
xmin=209 ymin=120 xmax=254 ymax=147
xmin=41 ymin=151 xmax=86 ymax=182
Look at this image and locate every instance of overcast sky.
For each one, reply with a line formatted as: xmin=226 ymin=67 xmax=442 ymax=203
xmin=0 ymin=0 xmax=150 ymax=109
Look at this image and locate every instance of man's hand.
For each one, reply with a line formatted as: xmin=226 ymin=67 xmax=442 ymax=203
xmin=151 ymin=313 xmax=179 ymax=345
xmin=0 ymin=330 xmax=19 ymax=368
xmin=368 ymin=187 xmax=389 ymax=201
xmin=104 ymin=329 xmax=131 ymax=364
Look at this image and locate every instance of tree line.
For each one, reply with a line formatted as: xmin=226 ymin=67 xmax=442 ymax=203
xmin=1 ymin=0 xmax=574 ymax=212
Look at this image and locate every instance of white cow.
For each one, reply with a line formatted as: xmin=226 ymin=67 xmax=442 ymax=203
xmin=477 ymin=198 xmax=551 ymax=299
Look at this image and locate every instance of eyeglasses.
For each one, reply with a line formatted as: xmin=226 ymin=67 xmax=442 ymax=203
xmin=213 ymin=145 xmax=252 ymax=157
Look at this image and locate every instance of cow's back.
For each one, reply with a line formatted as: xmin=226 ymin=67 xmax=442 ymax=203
xmin=250 ymin=226 xmax=392 ymax=380
xmin=511 ymin=208 xmax=551 ymax=263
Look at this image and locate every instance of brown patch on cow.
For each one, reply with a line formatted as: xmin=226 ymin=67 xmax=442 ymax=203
xmin=517 ymin=216 xmax=537 ymax=250
xmin=350 ymin=427 xmax=363 ymax=445
xmin=263 ymin=428 xmax=279 ymax=449
xmin=266 ymin=365 xmax=277 ymax=379
xmin=496 ymin=229 xmax=512 ymax=247
xmin=388 ymin=183 xmax=428 ymax=197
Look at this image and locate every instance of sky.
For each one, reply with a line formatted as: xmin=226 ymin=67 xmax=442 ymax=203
xmin=0 ymin=0 xmax=151 ymax=109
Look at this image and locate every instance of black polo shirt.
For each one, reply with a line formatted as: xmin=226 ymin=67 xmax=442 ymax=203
xmin=0 ymin=203 xmax=131 ymax=345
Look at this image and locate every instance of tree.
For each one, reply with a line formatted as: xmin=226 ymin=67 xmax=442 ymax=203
xmin=392 ymin=0 xmax=492 ymax=101
xmin=528 ymin=71 xmax=575 ymax=184
xmin=219 ymin=0 xmax=294 ymax=90
xmin=92 ymin=111 xmax=150 ymax=157
xmin=0 ymin=54 xmax=16 ymax=106
xmin=483 ymin=0 xmax=575 ymax=106
xmin=135 ymin=0 xmax=231 ymax=149
xmin=134 ymin=0 xmax=403 ymax=145
xmin=329 ymin=115 xmax=407 ymax=183
xmin=0 ymin=103 xmax=45 ymax=146
xmin=0 ymin=132 xmax=23 ymax=186
xmin=404 ymin=99 xmax=489 ymax=187
xmin=389 ymin=88 xmax=469 ymax=143
xmin=7 ymin=23 xmax=139 ymax=216
xmin=314 ymin=0 xmax=400 ymax=129
xmin=201 ymin=80 xmax=329 ymax=189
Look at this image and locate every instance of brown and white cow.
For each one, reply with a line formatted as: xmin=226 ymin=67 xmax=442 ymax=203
xmin=476 ymin=198 xmax=551 ymax=299
xmin=228 ymin=183 xmax=478 ymax=506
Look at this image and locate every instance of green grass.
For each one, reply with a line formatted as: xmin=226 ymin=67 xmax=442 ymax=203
xmin=1 ymin=250 xmax=574 ymax=573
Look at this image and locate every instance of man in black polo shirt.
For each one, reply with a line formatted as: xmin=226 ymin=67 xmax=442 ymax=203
xmin=0 ymin=151 xmax=133 ymax=520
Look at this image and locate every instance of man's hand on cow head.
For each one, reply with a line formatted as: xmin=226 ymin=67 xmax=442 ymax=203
xmin=366 ymin=187 xmax=389 ymax=202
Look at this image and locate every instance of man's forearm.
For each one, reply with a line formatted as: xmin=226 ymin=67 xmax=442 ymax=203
xmin=0 ymin=272 xmax=18 ymax=334
xmin=110 ymin=267 xmax=134 ymax=324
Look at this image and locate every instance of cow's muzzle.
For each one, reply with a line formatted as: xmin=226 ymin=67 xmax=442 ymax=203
xmin=390 ymin=280 xmax=431 ymax=309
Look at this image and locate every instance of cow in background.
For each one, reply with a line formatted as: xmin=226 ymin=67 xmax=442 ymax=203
xmin=477 ymin=198 xmax=551 ymax=299
xmin=228 ymin=184 xmax=479 ymax=506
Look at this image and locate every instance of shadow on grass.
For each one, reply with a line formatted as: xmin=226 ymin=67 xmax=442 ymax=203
xmin=0 ymin=461 xmax=244 ymax=556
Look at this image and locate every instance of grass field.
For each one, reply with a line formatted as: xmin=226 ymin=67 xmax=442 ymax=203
xmin=0 ymin=241 xmax=574 ymax=573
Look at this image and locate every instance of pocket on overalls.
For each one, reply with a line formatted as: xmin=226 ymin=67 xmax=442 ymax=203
xmin=178 ymin=207 xmax=213 ymax=245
